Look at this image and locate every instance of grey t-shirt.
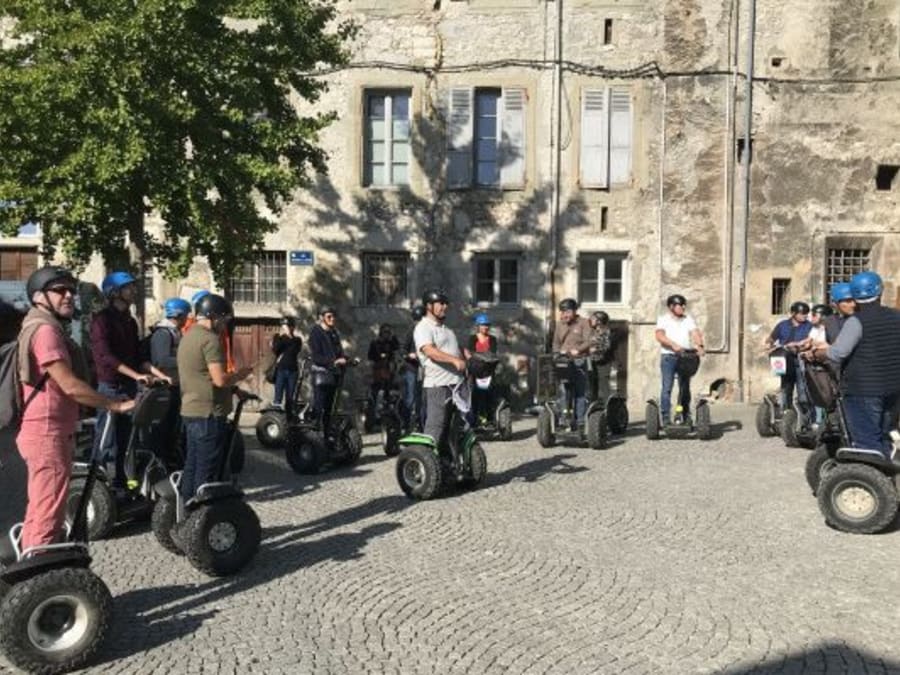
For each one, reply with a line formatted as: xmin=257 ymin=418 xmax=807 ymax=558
xmin=414 ymin=316 xmax=463 ymax=388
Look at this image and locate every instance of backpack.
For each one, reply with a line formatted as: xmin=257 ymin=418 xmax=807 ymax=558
xmin=0 ymin=332 xmax=49 ymax=467
xmin=139 ymin=325 xmax=177 ymax=367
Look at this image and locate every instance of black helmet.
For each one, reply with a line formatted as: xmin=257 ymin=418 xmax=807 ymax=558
xmin=590 ymin=310 xmax=609 ymax=325
xmin=558 ymin=298 xmax=578 ymax=311
xmin=422 ymin=288 xmax=449 ymax=306
xmin=811 ymin=303 xmax=833 ymax=317
xmin=789 ymin=301 xmax=810 ymax=315
xmin=411 ymin=305 xmax=425 ymax=321
xmin=26 ymin=266 xmax=77 ymax=304
xmin=318 ymin=305 xmax=336 ymax=317
xmin=279 ymin=316 xmax=296 ymax=328
xmin=195 ymin=294 xmax=233 ymax=321
xmin=666 ymin=294 xmax=687 ymax=307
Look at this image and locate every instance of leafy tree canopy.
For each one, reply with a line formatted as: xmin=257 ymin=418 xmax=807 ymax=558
xmin=0 ymin=0 xmax=353 ymax=282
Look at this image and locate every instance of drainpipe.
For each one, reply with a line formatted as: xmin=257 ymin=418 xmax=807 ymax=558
xmin=735 ymin=0 xmax=756 ymax=402
xmin=545 ymin=0 xmax=563 ymax=352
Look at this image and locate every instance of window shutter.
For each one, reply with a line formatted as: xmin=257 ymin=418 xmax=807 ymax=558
xmin=609 ymin=87 xmax=632 ymax=185
xmin=499 ymin=87 xmax=526 ymax=188
xmin=446 ymin=88 xmax=473 ymax=189
xmin=580 ymin=89 xmax=609 ymax=188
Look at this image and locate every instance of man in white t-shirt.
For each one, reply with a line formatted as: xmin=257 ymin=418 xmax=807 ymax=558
xmin=654 ymin=294 xmax=705 ymax=425
xmin=414 ymin=289 xmax=466 ymax=448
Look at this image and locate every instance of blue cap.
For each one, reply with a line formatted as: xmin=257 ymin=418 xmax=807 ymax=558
xmin=474 ymin=312 xmax=491 ymax=326
xmin=829 ymin=282 xmax=853 ymax=303
xmin=850 ymin=271 xmax=883 ymax=301
xmin=164 ymin=298 xmax=192 ymax=318
xmin=101 ymin=271 xmax=136 ymax=296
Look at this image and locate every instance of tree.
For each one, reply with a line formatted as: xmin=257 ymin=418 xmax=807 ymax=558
xmin=0 ymin=0 xmax=353 ymax=283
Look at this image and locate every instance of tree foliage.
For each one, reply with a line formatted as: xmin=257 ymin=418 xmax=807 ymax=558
xmin=0 ymin=0 xmax=353 ymax=282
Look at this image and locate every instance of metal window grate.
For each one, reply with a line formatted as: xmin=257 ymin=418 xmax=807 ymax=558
xmin=826 ymin=248 xmax=870 ymax=288
xmin=771 ymin=278 xmax=791 ymax=315
xmin=229 ymin=251 xmax=286 ymax=304
xmin=364 ymin=253 xmax=408 ymax=306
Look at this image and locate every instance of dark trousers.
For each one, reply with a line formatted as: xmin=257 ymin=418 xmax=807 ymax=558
xmin=401 ymin=369 xmax=424 ymax=429
xmin=148 ymin=387 xmax=182 ymax=469
xmin=470 ymin=386 xmax=494 ymax=426
xmin=274 ymin=368 xmax=298 ymax=412
xmin=843 ymin=392 xmax=900 ymax=457
xmin=423 ymin=386 xmax=453 ymax=447
xmin=94 ymin=381 xmax=137 ymax=487
xmin=660 ymin=354 xmax=691 ymax=422
xmin=313 ymin=384 xmax=338 ymax=434
xmin=557 ymin=362 xmax=588 ymax=426
xmin=180 ymin=416 xmax=228 ymax=500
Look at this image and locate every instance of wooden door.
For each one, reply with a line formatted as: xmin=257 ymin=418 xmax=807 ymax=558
xmin=0 ymin=247 xmax=38 ymax=281
xmin=231 ymin=321 xmax=280 ymax=398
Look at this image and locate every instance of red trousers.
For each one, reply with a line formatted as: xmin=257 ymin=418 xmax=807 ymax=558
xmin=16 ymin=434 xmax=73 ymax=551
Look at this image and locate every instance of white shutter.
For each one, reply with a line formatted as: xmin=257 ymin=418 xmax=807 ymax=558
xmin=446 ymin=88 xmax=473 ymax=189
xmin=580 ymin=88 xmax=609 ymax=188
xmin=499 ymin=87 xmax=526 ymax=188
xmin=609 ymin=87 xmax=632 ymax=185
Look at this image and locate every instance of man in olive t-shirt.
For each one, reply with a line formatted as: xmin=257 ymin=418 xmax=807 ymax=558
xmin=177 ymin=294 xmax=252 ymax=499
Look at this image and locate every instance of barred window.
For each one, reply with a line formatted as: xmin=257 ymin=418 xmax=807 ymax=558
xmin=364 ymin=253 xmax=408 ymax=306
xmin=771 ymin=278 xmax=791 ymax=315
xmin=826 ymin=247 xmax=870 ymax=288
xmin=230 ymin=251 xmax=286 ymax=304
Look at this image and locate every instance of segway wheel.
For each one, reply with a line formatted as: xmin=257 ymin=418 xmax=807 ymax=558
xmin=383 ymin=422 xmax=402 ymax=457
xmin=0 ymin=567 xmax=112 ymax=675
xmin=285 ymin=431 xmax=324 ymax=475
xmin=781 ymin=409 xmax=800 ymax=447
xmin=497 ymin=406 xmax=513 ymax=441
xmin=66 ymin=478 xmax=116 ymax=542
xmin=335 ymin=426 xmax=363 ymax=467
xmin=586 ymin=410 xmax=607 ymax=450
xmin=695 ymin=403 xmax=712 ymax=441
xmin=151 ymin=496 xmax=183 ymax=555
xmin=184 ymin=498 xmax=262 ymax=577
xmin=537 ymin=408 xmax=555 ymax=448
xmin=396 ymin=447 xmax=442 ymax=500
xmin=229 ymin=427 xmax=246 ymax=474
xmin=607 ymin=398 xmax=629 ymax=435
xmin=463 ymin=443 xmax=488 ymax=488
xmin=805 ymin=445 xmax=837 ymax=496
xmin=255 ymin=411 xmax=286 ymax=449
xmin=817 ymin=463 xmax=899 ymax=534
xmin=755 ymin=400 xmax=776 ymax=437
xmin=645 ymin=402 xmax=661 ymax=440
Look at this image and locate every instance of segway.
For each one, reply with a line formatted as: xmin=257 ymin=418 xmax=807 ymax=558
xmin=395 ymin=357 xmax=496 ymax=501
xmin=255 ymin=358 xmax=310 ymax=449
xmin=65 ymin=382 xmax=174 ymax=540
xmin=285 ymin=359 xmax=363 ymax=474
xmin=536 ymin=353 xmax=607 ymax=449
xmin=151 ymin=389 xmax=262 ymax=576
xmin=0 ymin=415 xmax=116 ymax=673
xmin=779 ymin=356 xmax=819 ymax=449
xmin=645 ymin=350 xmax=713 ymax=440
xmin=755 ymin=347 xmax=788 ymax=437
xmin=589 ymin=356 xmax=629 ymax=436
xmin=379 ymin=370 xmax=406 ymax=458
xmin=470 ymin=354 xmax=513 ymax=441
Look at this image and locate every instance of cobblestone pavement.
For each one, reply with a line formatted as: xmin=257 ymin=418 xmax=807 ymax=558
xmin=2 ymin=403 xmax=900 ymax=674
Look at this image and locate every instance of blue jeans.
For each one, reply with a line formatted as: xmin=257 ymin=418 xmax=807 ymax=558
xmin=274 ymin=368 xmax=298 ymax=410
xmin=557 ymin=362 xmax=588 ymax=427
xmin=843 ymin=393 xmax=900 ymax=458
xmin=660 ymin=354 xmax=691 ymax=423
xmin=180 ymin=416 xmax=229 ymax=499
xmin=94 ymin=381 xmax=136 ymax=487
xmin=401 ymin=368 xmax=423 ymax=429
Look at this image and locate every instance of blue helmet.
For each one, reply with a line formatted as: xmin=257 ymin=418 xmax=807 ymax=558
xmin=191 ymin=289 xmax=210 ymax=306
xmin=474 ymin=312 xmax=491 ymax=326
xmin=829 ymin=282 xmax=853 ymax=303
xmin=850 ymin=271 xmax=883 ymax=301
xmin=164 ymin=297 xmax=192 ymax=319
xmin=101 ymin=271 xmax=136 ymax=296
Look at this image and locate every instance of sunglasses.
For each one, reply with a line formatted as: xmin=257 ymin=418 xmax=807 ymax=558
xmin=323 ymin=313 xmax=335 ymax=319
xmin=47 ymin=286 xmax=76 ymax=297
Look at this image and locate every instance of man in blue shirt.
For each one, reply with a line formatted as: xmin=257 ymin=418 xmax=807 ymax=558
xmin=765 ymin=301 xmax=812 ymax=411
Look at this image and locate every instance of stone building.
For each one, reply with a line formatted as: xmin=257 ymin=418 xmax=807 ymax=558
xmin=3 ymin=0 xmax=899 ymax=407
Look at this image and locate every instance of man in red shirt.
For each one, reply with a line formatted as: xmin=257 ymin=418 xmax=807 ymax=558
xmin=17 ymin=267 xmax=134 ymax=550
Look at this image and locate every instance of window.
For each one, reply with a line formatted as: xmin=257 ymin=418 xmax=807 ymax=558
xmin=826 ymin=247 xmax=871 ymax=288
xmin=875 ymin=164 xmax=899 ymax=191
xmin=771 ymin=278 xmax=791 ymax=315
xmin=0 ymin=247 xmax=38 ymax=281
xmin=229 ymin=251 xmax=286 ymax=304
xmin=474 ymin=255 xmax=519 ymax=305
xmin=578 ymin=253 xmax=628 ymax=305
xmin=580 ymin=88 xmax=632 ymax=188
xmin=364 ymin=90 xmax=411 ymax=187
xmin=447 ymin=87 xmax=526 ymax=189
xmin=363 ymin=252 xmax=409 ymax=306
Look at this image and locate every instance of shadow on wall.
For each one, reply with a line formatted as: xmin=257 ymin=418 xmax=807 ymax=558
xmin=290 ymin=106 xmax=594 ymax=407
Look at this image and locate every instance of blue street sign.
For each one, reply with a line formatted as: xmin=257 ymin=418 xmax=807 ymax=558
xmin=290 ymin=250 xmax=315 ymax=266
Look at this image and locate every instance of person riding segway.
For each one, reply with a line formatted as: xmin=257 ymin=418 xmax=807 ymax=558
xmin=364 ymin=324 xmax=400 ymax=433
xmin=647 ymin=294 xmax=712 ymax=440
xmin=588 ymin=310 xmax=629 ymax=435
xmin=809 ymin=270 xmax=900 ymax=534
xmin=255 ymin=317 xmax=303 ymax=448
xmin=400 ymin=306 xmax=426 ymax=434
xmin=536 ymin=299 xmax=607 ymax=449
xmin=463 ymin=313 xmax=513 ymax=441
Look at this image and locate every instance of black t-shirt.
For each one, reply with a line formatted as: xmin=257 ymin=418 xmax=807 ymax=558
xmin=272 ymin=334 xmax=303 ymax=372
